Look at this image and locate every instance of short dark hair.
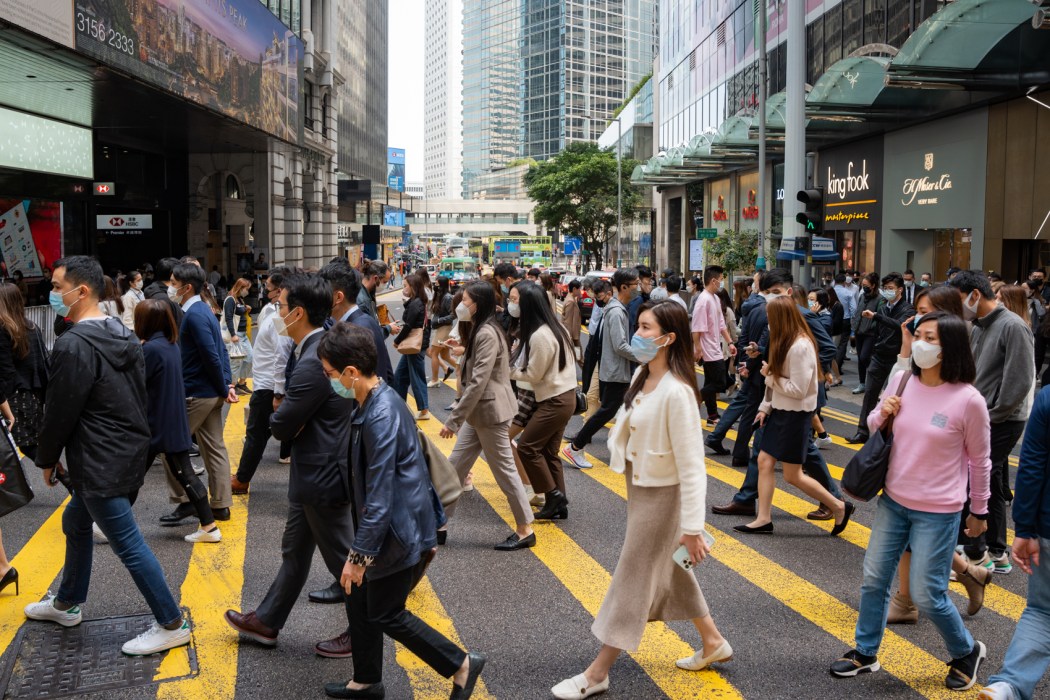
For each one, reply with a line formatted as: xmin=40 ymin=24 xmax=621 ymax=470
xmin=810 ymin=288 xmax=830 ymax=309
xmin=320 ymin=263 xmax=361 ymax=306
xmin=703 ymin=265 xmax=724 ymax=286
xmin=494 ymin=263 xmax=518 ymax=280
xmin=267 ymin=265 xmax=292 ymax=289
xmin=903 ymin=269 xmax=914 ymax=277
xmin=568 ymin=279 xmax=581 ymax=292
xmin=155 ymin=257 xmax=180 ymax=283
xmin=881 ymin=272 xmax=904 ymax=289
xmin=134 ymin=298 xmax=179 ymax=343
xmin=281 ymin=273 xmax=333 ymax=327
xmin=863 ymin=272 xmax=880 ymax=288
xmin=318 ymin=322 xmax=377 ymax=377
xmin=667 ymin=275 xmax=682 ymax=294
xmin=1030 ymin=268 xmax=1045 ymax=277
xmin=834 ymin=273 xmax=846 ymax=284
xmin=590 ymin=279 xmax=612 ymax=296
xmin=988 ymin=271 xmax=1002 ymax=282
xmin=362 ymin=260 xmax=388 ymax=279
xmin=527 ymin=267 xmax=541 ymax=277
xmin=172 ymin=262 xmax=205 ymax=293
xmin=912 ymin=311 xmax=975 ymax=383
xmin=759 ymin=268 xmax=793 ymax=292
xmin=54 ymin=255 xmax=104 ymax=298
xmin=612 ymin=267 xmax=639 ymax=291
xmin=947 ymin=270 xmax=994 ymax=300
xmin=635 ymin=265 xmax=653 ymax=280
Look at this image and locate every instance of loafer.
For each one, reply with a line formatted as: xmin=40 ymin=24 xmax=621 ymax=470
xmin=704 ymin=440 xmax=731 ymax=456
xmin=323 ymin=681 xmax=385 ymax=699
xmin=231 ymin=476 xmax=250 ymax=495
xmin=159 ymin=503 xmax=196 ymax=526
xmin=846 ymin=433 xmax=868 ymax=445
xmin=309 ymin=580 xmax=345 ymax=604
xmin=830 ymin=502 xmax=855 ymax=537
xmin=449 ymin=652 xmax=486 ymax=699
xmin=676 ymin=640 xmax=734 ymax=671
xmin=711 ymin=501 xmax=756 ymax=516
xmin=733 ymin=522 xmax=774 ymax=534
xmin=211 ymin=507 xmax=231 ymax=522
xmin=552 ymin=673 xmax=609 ymax=700
xmin=807 ymin=505 xmax=833 ymax=521
xmin=224 ymin=610 xmax=277 ymax=646
xmin=315 ymin=630 xmax=353 ymax=658
xmin=494 ymin=532 xmax=536 ymax=551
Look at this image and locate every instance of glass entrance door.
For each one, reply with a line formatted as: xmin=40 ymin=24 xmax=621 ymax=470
xmin=934 ymin=229 xmax=971 ymax=280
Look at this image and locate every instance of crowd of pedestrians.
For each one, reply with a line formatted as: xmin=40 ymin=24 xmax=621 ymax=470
xmin=2 ymin=249 xmax=1050 ymax=700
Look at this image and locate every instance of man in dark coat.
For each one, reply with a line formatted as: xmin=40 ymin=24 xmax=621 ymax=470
xmin=144 ymin=257 xmax=183 ymax=326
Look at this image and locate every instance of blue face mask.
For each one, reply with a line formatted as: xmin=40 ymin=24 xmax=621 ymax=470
xmin=330 ymin=374 xmax=357 ymax=399
xmin=630 ymin=332 xmax=667 ymax=364
xmin=49 ymin=288 xmax=77 ymax=317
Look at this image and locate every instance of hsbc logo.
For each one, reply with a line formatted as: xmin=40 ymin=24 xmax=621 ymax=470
xmin=96 ymin=214 xmax=153 ymax=231
xmin=93 ymin=182 xmax=115 ymax=195
xmin=109 ymin=217 xmax=125 ymax=227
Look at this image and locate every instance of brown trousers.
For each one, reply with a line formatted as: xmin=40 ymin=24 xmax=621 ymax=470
xmin=165 ymin=396 xmax=233 ymax=508
xmin=517 ymin=389 xmax=576 ymax=495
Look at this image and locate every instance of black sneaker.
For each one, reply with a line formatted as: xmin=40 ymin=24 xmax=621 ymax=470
xmin=704 ymin=439 xmax=731 ymax=456
xmin=830 ymin=649 xmax=880 ymax=678
xmin=945 ymin=641 xmax=986 ymax=691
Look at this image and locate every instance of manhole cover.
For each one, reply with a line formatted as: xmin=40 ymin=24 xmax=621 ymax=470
xmin=0 ymin=611 xmax=198 ymax=699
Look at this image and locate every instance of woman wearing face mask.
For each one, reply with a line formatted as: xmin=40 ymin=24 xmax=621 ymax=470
xmin=811 ymin=287 xmax=844 ymax=386
xmin=427 ymin=276 xmax=455 ymax=387
xmin=438 ymin=281 xmax=534 ymax=550
xmin=223 ymin=278 xmax=253 ymax=395
xmin=503 ymin=283 xmax=539 ymax=505
xmin=552 ymin=302 xmax=731 ymax=700
xmin=850 ymin=272 xmax=883 ymax=395
xmin=686 ymin=276 xmax=703 ymax=316
xmin=392 ymin=272 xmax=431 ymax=420
xmin=736 ymin=296 xmax=854 ymax=536
xmin=508 ymin=282 xmax=578 ymax=523
xmin=831 ymin=312 xmax=991 ymax=691
xmin=120 ymin=271 xmax=146 ymax=330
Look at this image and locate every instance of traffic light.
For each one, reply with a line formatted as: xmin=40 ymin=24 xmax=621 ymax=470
xmin=795 ymin=188 xmax=824 ymax=235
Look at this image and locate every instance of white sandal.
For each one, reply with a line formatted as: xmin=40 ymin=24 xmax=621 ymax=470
xmin=551 ymin=673 xmax=610 ymax=699
xmin=676 ymin=641 xmax=734 ymax=671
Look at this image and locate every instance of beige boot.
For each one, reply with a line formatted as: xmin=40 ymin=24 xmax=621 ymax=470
xmin=957 ymin=564 xmax=991 ymax=616
xmin=887 ymin=592 xmax=918 ymax=624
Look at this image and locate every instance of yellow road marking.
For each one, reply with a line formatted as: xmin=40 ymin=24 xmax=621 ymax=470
xmin=578 ymin=455 xmax=981 ymax=699
xmin=415 ymin=416 xmax=744 ymax=699
xmin=157 ymin=400 xmax=250 ymax=696
xmin=398 ymin=576 xmax=495 ymax=699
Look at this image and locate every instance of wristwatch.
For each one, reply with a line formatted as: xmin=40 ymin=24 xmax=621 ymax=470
xmin=970 ymin=511 xmax=989 ymax=521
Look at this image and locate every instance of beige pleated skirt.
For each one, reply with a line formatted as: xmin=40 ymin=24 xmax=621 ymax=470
xmin=591 ymin=464 xmax=710 ymax=651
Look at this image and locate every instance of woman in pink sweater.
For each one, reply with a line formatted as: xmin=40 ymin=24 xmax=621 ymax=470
xmin=831 ymin=311 xmax=992 ymax=692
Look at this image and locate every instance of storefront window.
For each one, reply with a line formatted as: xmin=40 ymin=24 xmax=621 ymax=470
xmin=934 ymin=229 xmax=971 ymax=279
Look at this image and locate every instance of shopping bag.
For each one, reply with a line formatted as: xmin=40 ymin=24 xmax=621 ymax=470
xmin=0 ymin=420 xmax=33 ymax=517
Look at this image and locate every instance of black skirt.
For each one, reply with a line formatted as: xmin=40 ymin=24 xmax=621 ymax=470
xmin=759 ymin=408 xmax=814 ymax=464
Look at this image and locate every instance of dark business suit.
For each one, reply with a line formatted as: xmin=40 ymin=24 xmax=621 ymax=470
xmin=346 ymin=307 xmax=394 ymax=384
xmin=254 ymin=331 xmax=355 ymax=631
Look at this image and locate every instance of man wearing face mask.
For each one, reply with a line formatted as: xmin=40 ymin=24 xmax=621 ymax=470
xmin=225 ymin=273 xmax=357 ymax=654
xmin=849 ymin=273 xmax=914 ymax=444
xmin=832 ymin=273 xmax=858 ymax=378
xmin=357 ymin=261 xmax=400 ymax=338
xmin=921 ymin=272 xmax=933 ymax=288
xmin=627 ymin=265 xmax=653 ymax=337
xmin=902 ymin=270 xmax=917 ymax=305
xmin=158 ymin=263 xmax=236 ymax=527
xmin=494 ymin=262 xmax=521 ymax=334
xmin=144 ymin=257 xmax=184 ymax=327
xmin=948 ymin=270 xmax=1035 ymax=574
xmin=580 ymin=280 xmax=613 ymax=419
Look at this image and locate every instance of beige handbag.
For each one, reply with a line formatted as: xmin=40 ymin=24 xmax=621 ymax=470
xmin=397 ymin=328 xmax=423 ymax=354
xmin=416 ymin=427 xmax=462 ymax=508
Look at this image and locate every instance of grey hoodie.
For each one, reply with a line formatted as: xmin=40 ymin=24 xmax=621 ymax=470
xmin=971 ymin=306 xmax=1035 ymax=424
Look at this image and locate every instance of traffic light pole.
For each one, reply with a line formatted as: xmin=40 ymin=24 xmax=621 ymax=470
xmin=785 ymin=0 xmax=807 ymax=285
xmin=756 ymin=0 xmax=768 ymax=271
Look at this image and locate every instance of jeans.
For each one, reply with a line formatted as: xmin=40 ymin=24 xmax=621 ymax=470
xmin=987 ymin=537 xmax=1050 ymax=700
xmin=733 ymin=426 xmax=843 ymax=504
xmin=708 ymin=380 xmax=751 ymax=444
xmin=393 ymin=352 xmax=428 ymax=411
xmin=855 ymin=355 xmax=893 ymax=439
xmin=854 ymin=495 xmax=973 ymax=659
xmin=236 ymin=389 xmax=291 ymax=483
xmin=962 ymin=420 xmax=1026 ymax=559
xmin=571 ymin=381 xmax=627 ymax=450
xmin=58 ymin=492 xmax=182 ymax=626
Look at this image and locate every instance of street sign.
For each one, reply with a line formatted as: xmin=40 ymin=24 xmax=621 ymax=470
xmin=696 ymin=228 xmax=717 ymax=239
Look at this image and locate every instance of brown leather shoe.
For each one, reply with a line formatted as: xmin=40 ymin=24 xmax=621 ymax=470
xmin=807 ymin=505 xmax=833 ymax=521
xmin=224 ymin=610 xmax=278 ymax=646
xmin=957 ymin=564 xmax=991 ymax=616
xmin=231 ymin=476 xmax=250 ymax=495
xmin=711 ymin=501 xmax=757 ymax=516
xmin=315 ymin=630 xmax=353 ymax=658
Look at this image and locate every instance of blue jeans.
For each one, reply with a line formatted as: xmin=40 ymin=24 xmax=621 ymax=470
xmin=708 ymin=380 xmax=751 ymax=444
xmin=733 ymin=426 xmax=843 ymax=505
xmin=987 ymin=537 xmax=1050 ymax=700
xmin=854 ymin=495 xmax=973 ymax=659
xmin=393 ymin=352 xmax=428 ymax=411
xmin=58 ymin=492 xmax=182 ymax=626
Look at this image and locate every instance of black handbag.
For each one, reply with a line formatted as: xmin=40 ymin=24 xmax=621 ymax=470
xmin=0 ymin=419 xmax=33 ymax=518
xmin=841 ymin=372 xmax=911 ymax=502
xmin=574 ymin=387 xmax=588 ymax=415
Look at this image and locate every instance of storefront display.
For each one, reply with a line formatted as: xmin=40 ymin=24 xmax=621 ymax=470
xmin=0 ymin=199 xmax=62 ymax=279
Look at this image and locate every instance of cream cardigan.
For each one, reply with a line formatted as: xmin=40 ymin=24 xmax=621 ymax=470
xmin=759 ymin=335 xmax=819 ymax=414
xmin=509 ymin=324 xmax=577 ymax=402
xmin=607 ymin=371 xmax=707 ymax=535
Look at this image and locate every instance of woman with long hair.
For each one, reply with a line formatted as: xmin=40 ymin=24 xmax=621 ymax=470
xmin=539 ymin=273 xmax=557 ymax=309
xmin=998 ymin=284 xmax=1029 ymax=325
xmin=134 ymin=299 xmax=219 ymax=543
xmin=509 ymin=282 xmax=578 ymax=521
xmin=427 ymin=276 xmax=455 ymax=387
xmin=100 ymin=275 xmax=124 ymax=319
xmin=823 ymin=287 xmax=845 ymax=386
xmin=392 ymin=271 xmax=431 ymax=420
xmin=732 ymin=279 xmax=750 ymax=318
xmin=223 ymin=277 xmax=253 ymax=395
xmin=439 ymin=281 xmax=534 ymax=550
xmin=831 ymin=312 xmax=991 ymax=691
xmin=735 ymin=296 xmax=854 ymax=535
xmin=552 ymin=302 xmax=731 ymax=699
xmin=120 ymin=270 xmax=145 ymax=330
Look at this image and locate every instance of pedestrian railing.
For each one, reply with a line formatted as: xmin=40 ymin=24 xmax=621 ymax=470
xmin=25 ymin=305 xmax=57 ymax=351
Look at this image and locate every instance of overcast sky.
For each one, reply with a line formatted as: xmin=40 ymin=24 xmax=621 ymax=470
xmin=388 ymin=0 xmax=425 ymax=184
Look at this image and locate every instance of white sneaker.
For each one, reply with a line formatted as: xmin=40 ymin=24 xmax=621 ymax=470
xmin=814 ymin=435 xmax=833 ymax=449
xmin=192 ymin=463 xmax=206 ymax=476
xmin=184 ymin=527 xmax=222 ymax=543
xmin=676 ymin=641 xmax=734 ymax=671
xmin=25 ymin=595 xmax=83 ymax=627
xmin=427 ymin=380 xmax=441 ymax=388
xmin=561 ymin=444 xmax=592 ymax=469
xmin=122 ymin=619 xmax=192 ymax=656
xmin=416 ymin=411 xmax=431 ymax=421
xmin=851 ymin=385 xmax=866 ymax=395
xmin=979 ymin=682 xmax=1017 ymax=700
xmin=551 ymin=673 xmax=609 ymax=700
xmin=278 ymin=456 xmax=291 ymax=464
xmin=92 ymin=522 xmax=109 ymax=544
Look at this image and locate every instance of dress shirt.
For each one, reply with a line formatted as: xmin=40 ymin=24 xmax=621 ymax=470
xmin=182 ymin=294 xmax=202 ymax=312
xmin=252 ymin=304 xmax=294 ymax=394
xmin=833 ymin=284 xmax=857 ymax=319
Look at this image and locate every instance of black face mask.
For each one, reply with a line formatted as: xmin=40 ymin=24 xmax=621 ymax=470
xmin=863 ymin=286 xmax=873 ymax=296
xmin=595 ymin=297 xmax=608 ymax=308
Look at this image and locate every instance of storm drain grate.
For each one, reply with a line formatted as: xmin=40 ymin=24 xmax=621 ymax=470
xmin=0 ymin=612 xmax=197 ymax=699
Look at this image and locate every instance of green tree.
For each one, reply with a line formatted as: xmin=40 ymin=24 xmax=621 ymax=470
xmin=705 ymin=228 xmax=760 ymax=279
xmin=524 ymin=141 xmax=641 ymax=270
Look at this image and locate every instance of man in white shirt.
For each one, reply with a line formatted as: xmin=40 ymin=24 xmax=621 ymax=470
xmin=832 ymin=272 xmax=858 ymax=376
xmin=691 ymin=265 xmax=736 ymax=424
xmin=666 ymin=275 xmax=688 ymax=311
xmin=231 ymin=267 xmax=294 ymax=494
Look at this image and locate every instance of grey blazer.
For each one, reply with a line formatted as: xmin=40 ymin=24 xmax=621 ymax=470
xmin=446 ymin=322 xmax=516 ymax=432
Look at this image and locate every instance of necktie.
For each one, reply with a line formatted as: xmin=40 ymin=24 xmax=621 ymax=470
xmin=285 ymin=347 xmax=298 ymax=385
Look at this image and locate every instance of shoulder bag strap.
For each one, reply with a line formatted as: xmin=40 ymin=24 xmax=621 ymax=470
xmin=882 ymin=371 xmax=911 ymax=434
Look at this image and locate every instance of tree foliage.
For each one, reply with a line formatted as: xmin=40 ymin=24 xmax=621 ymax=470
xmin=705 ymin=228 xmax=760 ymax=277
xmin=524 ymin=141 xmax=641 ymax=269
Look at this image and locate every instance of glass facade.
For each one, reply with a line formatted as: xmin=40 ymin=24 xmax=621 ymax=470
xmin=468 ymin=164 xmax=530 ymax=199
xmin=262 ymin=0 xmax=301 ymax=35
xmin=335 ymin=1 xmax=388 ymax=183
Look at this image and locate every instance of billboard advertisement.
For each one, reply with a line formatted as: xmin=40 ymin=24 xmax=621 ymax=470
xmin=73 ymin=0 xmax=303 ymax=142
xmin=387 ymin=147 xmax=405 ymax=192
xmin=0 ymin=0 xmax=74 ymax=47
xmin=0 ymin=199 xmax=63 ymax=278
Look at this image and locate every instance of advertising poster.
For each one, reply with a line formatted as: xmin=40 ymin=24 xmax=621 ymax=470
xmin=0 ymin=200 xmax=62 ymax=278
xmin=73 ymin=0 xmax=303 ymax=142
xmin=0 ymin=0 xmax=74 ymax=48
xmin=387 ymin=148 xmax=405 ymax=192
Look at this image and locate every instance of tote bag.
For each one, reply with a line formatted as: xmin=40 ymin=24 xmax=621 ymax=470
xmin=0 ymin=420 xmax=33 ymax=518
xmin=841 ymin=372 xmax=911 ymax=502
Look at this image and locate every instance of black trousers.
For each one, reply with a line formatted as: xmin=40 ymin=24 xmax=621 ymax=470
xmin=571 ymin=380 xmax=628 ymax=451
xmin=701 ymin=359 xmax=728 ymax=418
xmin=855 ymin=334 xmax=876 ymax=385
xmin=151 ymin=450 xmax=214 ymax=527
xmin=835 ymin=326 xmax=851 ymax=369
xmin=349 ymin=558 xmax=465 ymax=684
xmin=962 ymin=420 xmax=1026 ymax=559
xmin=236 ymin=389 xmax=291 ymax=483
xmin=855 ymin=355 xmax=894 ymax=438
xmin=256 ymin=502 xmax=354 ymax=630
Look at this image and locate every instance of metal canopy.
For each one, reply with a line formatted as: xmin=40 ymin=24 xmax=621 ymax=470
xmin=808 ymin=56 xmax=890 ymax=108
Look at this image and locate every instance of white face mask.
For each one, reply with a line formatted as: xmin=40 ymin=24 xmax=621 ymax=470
xmin=844 ymin=276 xmax=853 ymax=285
xmin=133 ymin=280 xmax=143 ymax=290
xmin=455 ymin=302 xmax=472 ymax=321
xmin=963 ymin=291 xmax=980 ymax=321
xmin=507 ymin=301 xmax=521 ymax=318
xmin=912 ymin=339 xmax=942 ymax=369
xmin=167 ymin=285 xmax=177 ymax=300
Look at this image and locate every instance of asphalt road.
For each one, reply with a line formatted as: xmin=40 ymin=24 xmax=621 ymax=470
xmin=0 ymin=287 xmax=1042 ymax=700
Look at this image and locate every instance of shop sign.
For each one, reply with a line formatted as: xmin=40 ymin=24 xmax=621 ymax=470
xmin=96 ymin=214 xmax=152 ymax=235
xmin=712 ymin=195 xmax=728 ymax=222
xmin=741 ymin=189 xmax=759 ymax=220
xmin=819 ymin=137 xmax=883 ymax=231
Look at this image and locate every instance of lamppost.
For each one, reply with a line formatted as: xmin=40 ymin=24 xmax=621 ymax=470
xmin=612 ymin=116 xmax=623 ymax=268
